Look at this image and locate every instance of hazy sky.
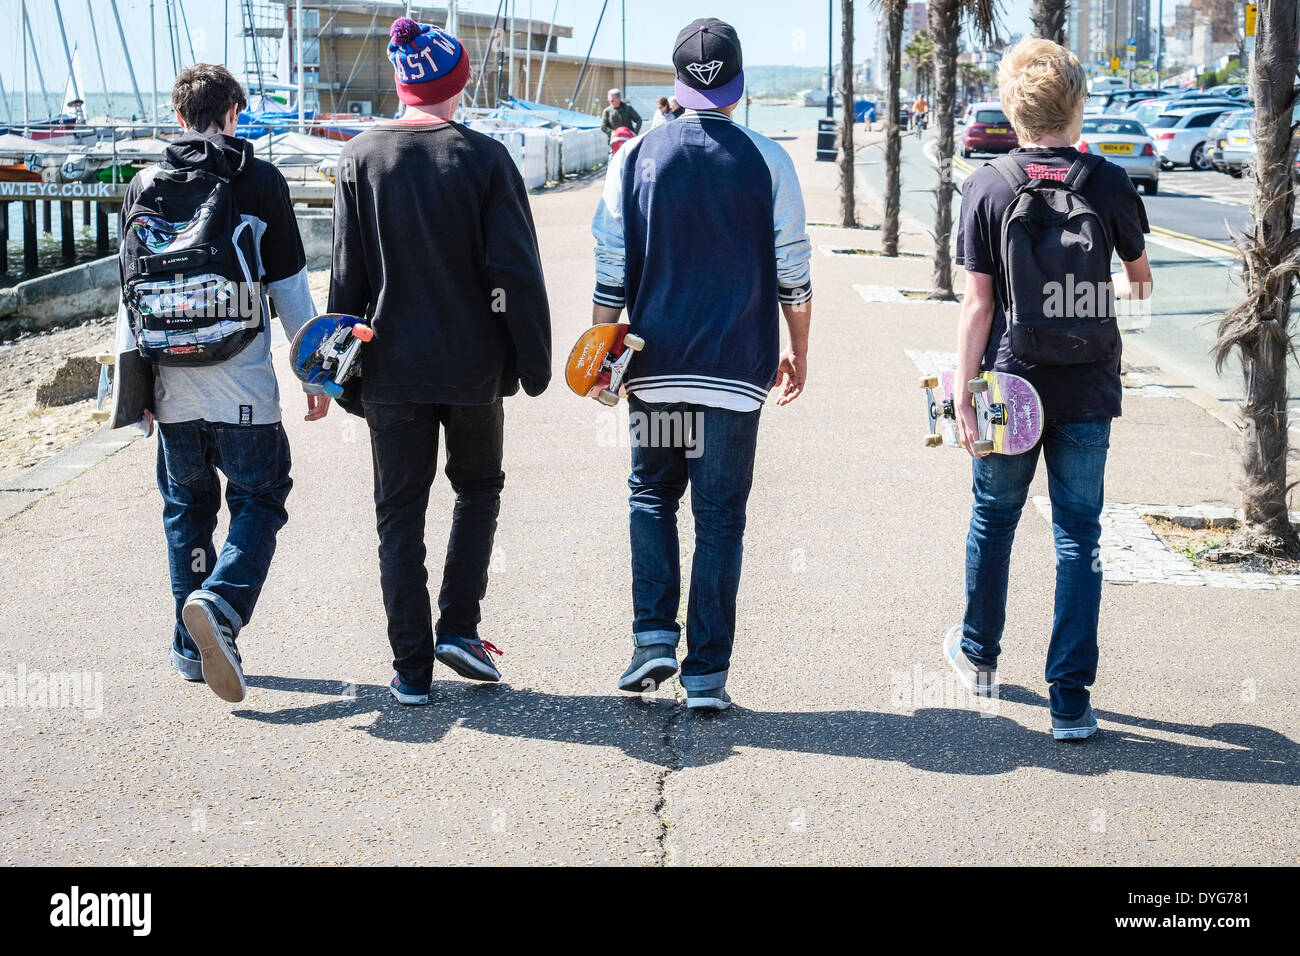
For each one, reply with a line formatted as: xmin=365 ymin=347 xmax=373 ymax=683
xmin=0 ymin=0 xmax=1047 ymax=107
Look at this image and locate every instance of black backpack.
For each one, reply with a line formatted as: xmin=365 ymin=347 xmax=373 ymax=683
xmin=119 ymin=164 xmax=262 ymax=366
xmin=990 ymin=153 xmax=1118 ymax=366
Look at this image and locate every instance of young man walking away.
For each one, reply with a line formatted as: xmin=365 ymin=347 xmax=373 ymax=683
xmin=115 ymin=64 xmax=325 ymax=703
xmin=592 ymin=18 xmax=813 ymax=711
xmin=327 ymin=19 xmax=551 ymax=706
xmin=949 ymin=38 xmax=1153 ymax=740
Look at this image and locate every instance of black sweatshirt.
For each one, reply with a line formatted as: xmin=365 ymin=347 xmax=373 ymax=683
xmin=328 ymin=121 xmax=551 ymax=405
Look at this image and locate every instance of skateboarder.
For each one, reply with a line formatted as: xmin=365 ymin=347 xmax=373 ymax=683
xmin=948 ymin=37 xmax=1153 ymax=739
xmin=591 ymin=18 xmax=812 ymax=710
xmin=325 ymin=18 xmax=551 ymax=705
xmin=114 ymin=64 xmax=325 ymax=702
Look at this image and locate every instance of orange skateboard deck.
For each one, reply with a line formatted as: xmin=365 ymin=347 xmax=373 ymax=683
xmin=565 ymin=323 xmax=644 ymax=406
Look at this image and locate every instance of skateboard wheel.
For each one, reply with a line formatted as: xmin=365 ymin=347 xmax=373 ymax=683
xmin=322 ymin=381 xmax=344 ymax=399
xmin=919 ymin=375 xmax=938 ymax=389
xmin=622 ymin=333 xmax=645 ymax=351
xmin=597 ymin=388 xmax=619 ymax=406
xmin=924 ymin=434 xmax=943 ymax=447
xmin=351 ymin=324 xmax=375 ymax=342
xmin=968 ymin=377 xmax=989 ymax=393
xmin=974 ymin=439 xmax=995 ymax=454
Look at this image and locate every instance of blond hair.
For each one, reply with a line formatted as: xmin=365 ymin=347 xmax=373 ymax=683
xmin=997 ymin=37 xmax=1086 ymax=142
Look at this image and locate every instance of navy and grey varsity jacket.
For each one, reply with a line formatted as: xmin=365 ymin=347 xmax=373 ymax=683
xmin=591 ymin=109 xmax=812 ymax=409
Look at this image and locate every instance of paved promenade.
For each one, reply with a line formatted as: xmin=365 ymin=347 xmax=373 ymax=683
xmin=0 ymin=130 xmax=1295 ymax=865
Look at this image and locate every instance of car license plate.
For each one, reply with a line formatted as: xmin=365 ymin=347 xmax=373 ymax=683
xmin=1099 ymin=143 xmax=1133 ymax=154
xmin=984 ymin=127 xmax=1008 ymax=134
xmin=1230 ymin=135 xmax=1249 ymax=145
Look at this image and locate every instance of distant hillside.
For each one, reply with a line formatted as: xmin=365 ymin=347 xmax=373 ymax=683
xmin=745 ymin=65 xmax=828 ymax=96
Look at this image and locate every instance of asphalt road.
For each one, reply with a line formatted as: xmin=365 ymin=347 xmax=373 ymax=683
xmin=858 ymin=131 xmax=1300 ymax=430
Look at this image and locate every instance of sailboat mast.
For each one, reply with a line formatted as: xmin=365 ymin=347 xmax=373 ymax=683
xmin=508 ymin=0 xmax=515 ymax=100
xmin=151 ymin=0 xmax=159 ymax=127
xmin=534 ymin=0 xmax=559 ymax=102
xmin=86 ymin=0 xmax=114 ymax=117
xmin=53 ymin=1 xmax=81 ymax=105
xmin=21 ymin=0 xmax=30 ymax=133
xmin=110 ymin=0 xmax=146 ymax=119
xmin=23 ymin=5 xmax=56 ymax=118
xmin=296 ymin=0 xmax=304 ymax=130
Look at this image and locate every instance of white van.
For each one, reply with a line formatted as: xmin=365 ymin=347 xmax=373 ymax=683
xmin=1088 ymin=76 xmax=1128 ymax=94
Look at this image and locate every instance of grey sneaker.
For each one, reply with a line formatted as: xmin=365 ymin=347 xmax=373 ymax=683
xmin=1052 ymin=705 xmax=1098 ymax=741
xmin=181 ymin=595 xmax=246 ymax=703
xmin=685 ymin=687 xmax=732 ymax=711
xmin=943 ymin=625 xmax=997 ymax=697
xmin=617 ymin=644 xmax=678 ymax=692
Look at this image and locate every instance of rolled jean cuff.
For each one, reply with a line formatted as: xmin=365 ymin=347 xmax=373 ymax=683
xmin=191 ymin=589 xmax=244 ymax=633
xmin=633 ymin=628 xmax=680 ymax=649
xmin=680 ymin=668 xmax=728 ymax=691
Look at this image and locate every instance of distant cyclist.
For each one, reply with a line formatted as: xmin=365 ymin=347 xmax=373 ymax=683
xmin=912 ymin=94 xmax=929 ymax=137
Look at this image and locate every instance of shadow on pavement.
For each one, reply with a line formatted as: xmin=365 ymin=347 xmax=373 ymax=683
xmin=235 ymin=676 xmax=1298 ymax=785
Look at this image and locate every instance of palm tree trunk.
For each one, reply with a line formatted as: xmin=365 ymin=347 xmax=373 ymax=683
xmin=1031 ymin=0 xmax=1066 ymax=44
xmin=838 ymin=0 xmax=856 ymax=229
xmin=1214 ymin=0 xmax=1300 ymax=553
xmin=882 ymin=1 xmax=904 ymax=257
xmin=928 ymin=0 xmax=960 ymax=299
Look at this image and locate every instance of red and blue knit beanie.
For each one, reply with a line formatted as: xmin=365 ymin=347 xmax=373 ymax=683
xmin=387 ymin=17 xmax=469 ymax=106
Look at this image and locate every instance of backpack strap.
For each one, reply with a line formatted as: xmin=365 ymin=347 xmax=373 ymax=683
xmin=1062 ymin=152 xmax=1104 ymax=191
xmin=990 ymin=155 xmax=1029 ymax=191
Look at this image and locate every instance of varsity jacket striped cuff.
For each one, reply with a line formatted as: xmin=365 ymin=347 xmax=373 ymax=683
xmin=593 ymin=282 xmax=626 ymax=309
xmin=778 ymin=280 xmax=813 ymax=306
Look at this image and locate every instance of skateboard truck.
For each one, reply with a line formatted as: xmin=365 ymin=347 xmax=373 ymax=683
xmin=922 ymin=375 xmax=995 ymax=455
xmin=596 ymin=332 xmax=644 ymax=406
xmin=303 ymin=320 xmax=373 ymax=399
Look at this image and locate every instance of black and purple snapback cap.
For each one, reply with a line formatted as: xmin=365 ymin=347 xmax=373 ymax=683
xmin=672 ymin=18 xmax=744 ymax=110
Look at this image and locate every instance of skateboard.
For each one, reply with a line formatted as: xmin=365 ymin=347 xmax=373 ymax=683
xmin=289 ymin=313 xmax=374 ymax=399
xmin=100 ymin=316 xmax=155 ymax=435
xmin=565 ymin=323 xmax=644 ymax=406
xmin=922 ymin=369 xmax=1043 ymax=455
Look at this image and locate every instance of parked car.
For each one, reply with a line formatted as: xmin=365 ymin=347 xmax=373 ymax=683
xmin=1147 ymin=105 xmax=1239 ymax=169
xmin=1205 ymin=83 xmax=1250 ymax=100
xmin=960 ymin=103 xmax=1016 ymax=157
xmin=1217 ymin=110 xmax=1257 ymax=175
xmin=1084 ymin=88 xmax=1169 ymax=116
xmin=1076 ymin=117 xmax=1160 ymax=194
xmin=1088 ymin=76 xmax=1129 ymax=94
xmin=1205 ymin=109 xmax=1250 ymax=171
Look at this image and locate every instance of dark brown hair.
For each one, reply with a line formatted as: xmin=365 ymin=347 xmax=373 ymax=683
xmin=172 ymin=64 xmax=247 ymax=132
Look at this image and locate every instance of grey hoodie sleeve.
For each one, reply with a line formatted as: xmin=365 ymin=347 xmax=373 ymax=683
xmin=591 ymin=139 xmax=632 ymax=309
xmin=740 ymin=126 xmax=813 ymax=306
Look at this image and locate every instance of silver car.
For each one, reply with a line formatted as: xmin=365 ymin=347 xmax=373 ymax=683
xmin=1218 ymin=111 xmax=1257 ymax=175
xmin=1148 ymin=105 xmax=1239 ymax=169
xmin=1076 ymin=117 xmax=1160 ymax=194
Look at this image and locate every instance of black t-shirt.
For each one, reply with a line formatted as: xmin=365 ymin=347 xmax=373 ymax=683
xmin=955 ymin=146 xmax=1149 ymax=421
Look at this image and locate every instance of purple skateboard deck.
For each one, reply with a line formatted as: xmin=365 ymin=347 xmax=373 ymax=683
xmin=924 ymin=370 xmax=1043 ymax=456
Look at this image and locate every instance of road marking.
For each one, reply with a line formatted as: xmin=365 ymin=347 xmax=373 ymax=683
xmin=1148 ymin=224 xmax=1239 ymax=263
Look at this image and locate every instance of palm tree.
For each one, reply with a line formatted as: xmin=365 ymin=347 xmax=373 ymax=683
xmin=928 ymin=0 xmax=998 ymax=300
xmin=1213 ymin=0 xmax=1300 ymax=554
xmin=876 ymin=0 xmax=906 ymax=256
xmin=839 ymin=0 xmax=857 ymax=229
xmin=905 ymin=29 xmax=935 ymax=98
xmin=1031 ymin=0 xmax=1066 ymax=44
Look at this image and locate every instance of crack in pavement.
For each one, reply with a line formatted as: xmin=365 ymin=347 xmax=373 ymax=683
xmin=652 ymin=687 xmax=686 ymax=866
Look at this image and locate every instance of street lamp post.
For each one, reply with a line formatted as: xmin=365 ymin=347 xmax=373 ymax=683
xmin=826 ymin=0 xmax=834 ymax=118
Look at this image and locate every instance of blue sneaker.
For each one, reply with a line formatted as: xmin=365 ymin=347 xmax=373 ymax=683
xmin=389 ymin=675 xmax=431 ymax=706
xmin=1052 ymin=705 xmax=1098 ymax=741
xmin=617 ymin=644 xmax=678 ymax=693
xmin=685 ymin=687 xmax=732 ymax=711
xmin=435 ymin=636 xmax=502 ymax=682
xmin=181 ymin=595 xmax=245 ymax=703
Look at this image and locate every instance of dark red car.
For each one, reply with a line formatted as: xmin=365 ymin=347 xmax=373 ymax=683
xmin=961 ymin=102 xmax=1018 ymax=158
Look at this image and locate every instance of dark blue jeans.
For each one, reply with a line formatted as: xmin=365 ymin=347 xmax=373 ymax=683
xmin=365 ymin=401 xmax=505 ymax=687
xmin=961 ymin=418 xmax=1111 ymax=719
xmin=627 ymin=395 xmax=761 ymax=691
xmin=157 ymin=421 xmax=293 ymax=660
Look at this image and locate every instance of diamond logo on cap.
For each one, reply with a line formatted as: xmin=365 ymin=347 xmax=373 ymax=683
xmin=685 ymin=60 xmax=724 ymax=86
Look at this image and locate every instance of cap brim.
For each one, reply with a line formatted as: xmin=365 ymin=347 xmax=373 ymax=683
xmin=673 ymin=71 xmax=744 ymax=110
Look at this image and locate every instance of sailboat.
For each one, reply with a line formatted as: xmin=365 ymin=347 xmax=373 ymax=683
xmin=28 ymin=45 xmax=87 ymax=140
